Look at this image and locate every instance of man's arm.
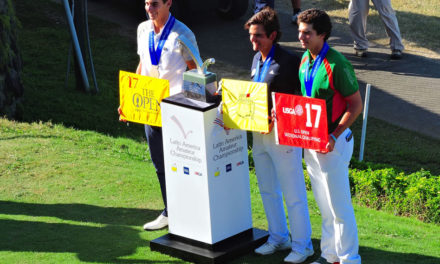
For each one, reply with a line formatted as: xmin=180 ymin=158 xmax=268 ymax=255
xmin=325 ymin=90 xmax=363 ymax=152
xmin=136 ymin=61 xmax=142 ymax=74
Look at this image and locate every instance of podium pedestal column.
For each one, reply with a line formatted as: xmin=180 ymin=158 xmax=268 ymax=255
xmin=150 ymin=93 xmax=268 ymax=263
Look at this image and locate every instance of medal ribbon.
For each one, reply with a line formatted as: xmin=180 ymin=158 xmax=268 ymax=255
xmin=304 ymin=42 xmax=329 ymax=97
xmin=149 ymin=15 xmax=176 ymax=66
xmin=253 ymin=45 xmax=275 ymax=83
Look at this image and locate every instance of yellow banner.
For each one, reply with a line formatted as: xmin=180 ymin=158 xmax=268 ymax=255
xmin=119 ymin=70 xmax=169 ymax=126
xmin=222 ymin=79 xmax=268 ymax=133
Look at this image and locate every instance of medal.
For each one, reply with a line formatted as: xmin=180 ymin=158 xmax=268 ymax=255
xmin=151 ymin=65 xmax=160 ymax=78
xmin=304 ymin=42 xmax=329 ymax=97
xmin=253 ymin=45 xmax=275 ymax=83
xmin=149 ymin=15 xmax=175 ymax=78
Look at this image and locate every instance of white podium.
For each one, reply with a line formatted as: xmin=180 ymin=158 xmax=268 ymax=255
xmin=150 ymin=93 xmax=267 ymax=263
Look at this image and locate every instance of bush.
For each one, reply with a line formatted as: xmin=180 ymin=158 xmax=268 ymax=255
xmin=349 ymin=165 xmax=440 ymax=223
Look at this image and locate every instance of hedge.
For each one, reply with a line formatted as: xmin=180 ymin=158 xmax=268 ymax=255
xmin=249 ymin=148 xmax=440 ymax=224
xmin=349 ymin=165 xmax=440 ymax=224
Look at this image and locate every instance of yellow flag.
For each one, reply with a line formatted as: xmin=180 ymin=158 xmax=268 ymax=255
xmin=119 ymin=70 xmax=169 ymax=126
xmin=222 ymin=79 xmax=268 ymax=133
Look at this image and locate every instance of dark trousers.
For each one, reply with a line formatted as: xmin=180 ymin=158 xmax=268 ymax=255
xmin=254 ymin=0 xmax=275 ymax=13
xmin=145 ymin=125 xmax=167 ymax=217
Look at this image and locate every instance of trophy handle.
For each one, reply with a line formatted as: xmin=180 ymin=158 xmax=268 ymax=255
xmin=178 ymin=35 xmax=215 ymax=75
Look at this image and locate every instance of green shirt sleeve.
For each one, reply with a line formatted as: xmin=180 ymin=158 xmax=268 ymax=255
xmin=333 ymin=56 xmax=359 ymax=97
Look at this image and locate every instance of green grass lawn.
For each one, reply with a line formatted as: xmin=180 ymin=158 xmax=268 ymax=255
xmin=1 ymin=119 xmax=440 ymax=264
xmin=1 ymin=0 xmax=439 ymax=263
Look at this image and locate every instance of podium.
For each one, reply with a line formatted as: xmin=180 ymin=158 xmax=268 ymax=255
xmin=150 ymin=93 xmax=268 ymax=263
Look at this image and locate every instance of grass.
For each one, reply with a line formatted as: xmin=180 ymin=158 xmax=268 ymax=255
xmin=1 ymin=119 xmax=440 ymax=264
xmin=1 ymin=0 xmax=439 ymax=263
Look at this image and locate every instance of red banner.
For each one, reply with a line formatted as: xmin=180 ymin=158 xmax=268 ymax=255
xmin=273 ymin=93 xmax=328 ymax=151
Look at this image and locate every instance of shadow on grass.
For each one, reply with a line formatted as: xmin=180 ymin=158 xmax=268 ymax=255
xmin=0 ymin=201 xmax=180 ymax=263
xmin=0 ymin=200 xmax=161 ymax=226
xmin=2 ymin=199 xmax=439 ymax=263
xmin=0 ymin=219 xmax=178 ymax=263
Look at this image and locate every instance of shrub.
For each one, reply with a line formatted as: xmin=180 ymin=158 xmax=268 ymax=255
xmin=349 ymin=165 xmax=440 ymax=223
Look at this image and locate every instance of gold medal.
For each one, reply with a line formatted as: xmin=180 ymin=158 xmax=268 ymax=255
xmin=151 ymin=65 xmax=160 ymax=78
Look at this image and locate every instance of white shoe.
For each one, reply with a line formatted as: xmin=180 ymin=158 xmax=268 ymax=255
xmin=284 ymin=248 xmax=314 ymax=263
xmin=143 ymin=214 xmax=168 ymax=231
xmin=254 ymin=239 xmax=292 ymax=255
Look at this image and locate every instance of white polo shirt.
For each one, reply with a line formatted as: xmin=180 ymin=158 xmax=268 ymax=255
xmin=137 ymin=14 xmax=198 ymax=95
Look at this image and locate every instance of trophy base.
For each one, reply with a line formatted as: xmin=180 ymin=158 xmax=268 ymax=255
xmin=184 ymin=90 xmax=221 ymax=104
xmin=182 ymin=70 xmax=220 ymax=104
xmin=150 ymin=228 xmax=268 ymax=263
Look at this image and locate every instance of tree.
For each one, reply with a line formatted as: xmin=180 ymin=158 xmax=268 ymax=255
xmin=0 ymin=0 xmax=24 ymax=119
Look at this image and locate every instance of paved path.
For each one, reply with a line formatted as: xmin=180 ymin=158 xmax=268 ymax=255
xmin=87 ymin=0 xmax=440 ymax=140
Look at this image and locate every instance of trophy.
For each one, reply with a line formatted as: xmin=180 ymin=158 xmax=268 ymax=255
xmin=177 ymin=35 xmax=219 ymax=103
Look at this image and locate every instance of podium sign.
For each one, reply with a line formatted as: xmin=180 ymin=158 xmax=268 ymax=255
xmin=119 ymin=70 xmax=169 ymax=126
xmin=222 ymin=79 xmax=269 ymax=133
xmin=161 ymin=94 xmax=252 ymax=244
xmin=273 ymin=93 xmax=328 ymax=151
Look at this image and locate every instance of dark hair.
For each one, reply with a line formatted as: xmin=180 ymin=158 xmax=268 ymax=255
xmin=244 ymin=7 xmax=281 ymax=43
xmin=297 ymin=8 xmax=332 ymax=41
xmin=145 ymin=0 xmax=169 ymax=3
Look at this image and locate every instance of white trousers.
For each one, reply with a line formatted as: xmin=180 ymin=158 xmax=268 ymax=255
xmin=349 ymin=0 xmax=404 ymax=51
xmin=304 ymin=129 xmax=361 ymax=264
xmin=252 ymin=131 xmax=313 ymax=254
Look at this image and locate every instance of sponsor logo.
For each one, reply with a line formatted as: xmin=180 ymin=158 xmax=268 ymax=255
xmin=183 ymin=167 xmax=189 ymax=175
xmin=226 ymin=163 xmax=232 ymax=172
xmin=171 ymin=164 xmax=177 ymax=172
xmin=237 ymin=94 xmax=255 ymax=118
xmin=214 ymin=171 xmax=220 ymax=177
xmin=236 ymin=160 xmax=244 ymax=166
xmin=132 ymin=93 xmax=160 ymax=111
xmin=295 ymin=105 xmax=304 ymax=116
xmin=194 ymin=171 xmax=203 ymax=176
xmin=213 ymin=117 xmax=230 ymax=135
xmin=170 ymin=115 xmax=193 ymax=139
xmin=282 ymin=105 xmax=304 ymax=116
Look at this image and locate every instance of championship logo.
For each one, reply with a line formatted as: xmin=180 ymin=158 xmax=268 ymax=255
xmin=221 ymin=79 xmax=269 ymax=132
xmin=119 ymin=70 xmax=169 ymax=126
xmin=273 ymin=93 xmax=328 ymax=151
xmin=237 ymin=94 xmax=255 ymax=118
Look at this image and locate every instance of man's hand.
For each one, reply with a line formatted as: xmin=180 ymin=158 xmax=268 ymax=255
xmin=118 ymin=106 xmax=127 ymax=123
xmin=260 ymin=108 xmax=276 ymax=135
xmin=316 ymin=135 xmax=335 ymax=154
xmin=260 ymin=117 xmax=273 ymax=134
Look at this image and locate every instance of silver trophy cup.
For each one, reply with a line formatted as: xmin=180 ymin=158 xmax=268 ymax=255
xmin=178 ymin=35 xmax=219 ymax=103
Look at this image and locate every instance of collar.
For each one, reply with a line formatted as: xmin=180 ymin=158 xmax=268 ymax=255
xmin=147 ymin=14 xmax=172 ymax=34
